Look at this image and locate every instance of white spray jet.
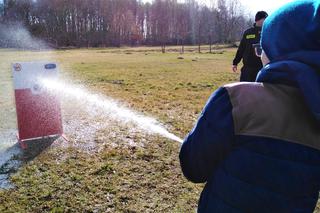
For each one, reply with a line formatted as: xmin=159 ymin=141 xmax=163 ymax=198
xmin=40 ymin=78 xmax=183 ymax=144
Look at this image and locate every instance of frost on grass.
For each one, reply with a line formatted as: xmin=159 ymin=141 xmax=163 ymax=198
xmin=60 ymin=102 xmax=148 ymax=153
xmin=0 ymin=129 xmax=22 ymax=189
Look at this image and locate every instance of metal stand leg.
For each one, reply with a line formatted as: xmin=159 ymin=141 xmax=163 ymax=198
xmin=19 ymin=140 xmax=27 ymax=150
xmin=16 ymin=133 xmax=27 ymax=149
xmin=61 ymin=134 xmax=69 ymax=142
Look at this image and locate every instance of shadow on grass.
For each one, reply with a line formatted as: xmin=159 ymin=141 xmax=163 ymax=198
xmin=0 ymin=136 xmax=59 ymax=189
xmin=21 ymin=136 xmax=59 ymax=161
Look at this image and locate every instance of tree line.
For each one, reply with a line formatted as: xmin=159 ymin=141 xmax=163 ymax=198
xmin=0 ymin=0 xmax=251 ymax=49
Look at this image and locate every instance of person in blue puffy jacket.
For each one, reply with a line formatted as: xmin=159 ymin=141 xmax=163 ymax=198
xmin=179 ymin=1 xmax=320 ymax=212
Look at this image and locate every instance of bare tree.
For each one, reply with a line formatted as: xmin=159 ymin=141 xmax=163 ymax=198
xmin=176 ymin=3 xmax=189 ymax=53
xmin=0 ymin=0 xmax=250 ymax=48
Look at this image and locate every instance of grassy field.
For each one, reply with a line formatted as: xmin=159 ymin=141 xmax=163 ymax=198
xmin=1 ymin=46 xmax=317 ymax=212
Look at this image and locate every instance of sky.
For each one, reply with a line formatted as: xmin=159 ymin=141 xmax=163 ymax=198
xmin=143 ymin=0 xmax=294 ymax=15
xmin=231 ymin=0 xmax=293 ymax=14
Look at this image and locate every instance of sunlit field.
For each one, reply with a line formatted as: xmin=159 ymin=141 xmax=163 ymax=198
xmin=1 ymin=46 xmax=317 ymax=212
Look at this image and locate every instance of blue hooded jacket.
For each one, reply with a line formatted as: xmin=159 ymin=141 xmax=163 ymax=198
xmin=180 ymin=1 xmax=320 ymax=212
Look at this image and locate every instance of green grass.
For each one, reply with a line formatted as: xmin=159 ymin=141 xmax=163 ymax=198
xmin=0 ymin=46 xmax=241 ymax=212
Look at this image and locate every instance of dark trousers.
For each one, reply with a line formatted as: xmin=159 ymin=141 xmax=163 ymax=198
xmin=240 ymin=67 xmax=261 ymax=82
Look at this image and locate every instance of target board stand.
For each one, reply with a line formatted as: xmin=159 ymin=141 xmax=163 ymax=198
xmin=12 ymin=62 xmax=66 ymax=149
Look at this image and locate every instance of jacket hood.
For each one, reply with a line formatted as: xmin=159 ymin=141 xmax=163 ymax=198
xmin=261 ymin=0 xmax=320 ymax=62
xmin=256 ymin=51 xmax=320 ymax=123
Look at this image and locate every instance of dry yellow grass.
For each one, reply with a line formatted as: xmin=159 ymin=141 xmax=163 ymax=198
xmin=0 ymin=46 xmax=242 ymax=212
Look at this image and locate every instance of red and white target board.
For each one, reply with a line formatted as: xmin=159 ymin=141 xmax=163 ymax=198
xmin=12 ymin=62 xmax=63 ymax=149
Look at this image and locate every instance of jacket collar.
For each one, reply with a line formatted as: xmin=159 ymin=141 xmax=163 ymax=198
xmin=256 ymin=51 xmax=320 ymax=122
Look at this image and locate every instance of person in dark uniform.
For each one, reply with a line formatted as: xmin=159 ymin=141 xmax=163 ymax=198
xmin=232 ymin=11 xmax=268 ymax=82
